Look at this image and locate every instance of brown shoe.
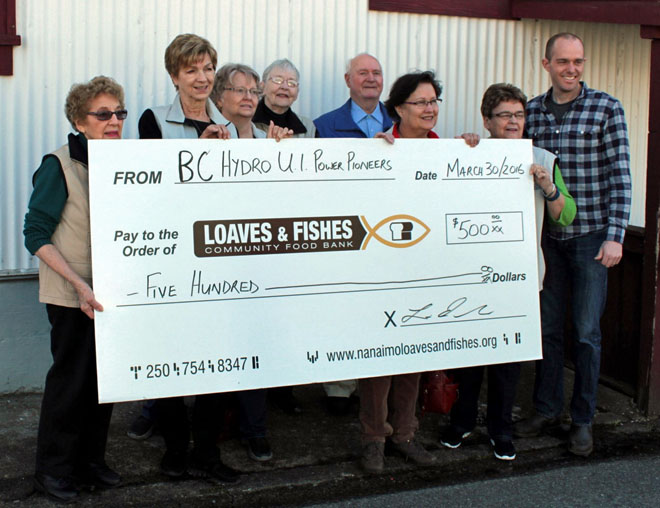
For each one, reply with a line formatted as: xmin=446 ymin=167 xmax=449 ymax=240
xmin=568 ymin=424 xmax=593 ymax=457
xmin=360 ymin=441 xmax=384 ymax=473
xmin=390 ymin=439 xmax=436 ymax=465
xmin=513 ymin=413 xmax=560 ymax=438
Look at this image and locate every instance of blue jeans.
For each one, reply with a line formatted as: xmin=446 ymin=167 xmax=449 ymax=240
xmin=534 ymin=229 xmax=608 ymax=425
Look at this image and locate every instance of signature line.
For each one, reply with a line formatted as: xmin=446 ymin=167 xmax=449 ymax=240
xmin=401 ymin=315 xmax=526 ymax=327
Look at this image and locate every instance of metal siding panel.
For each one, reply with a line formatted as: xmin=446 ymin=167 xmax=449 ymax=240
xmin=1 ymin=0 xmax=650 ymax=271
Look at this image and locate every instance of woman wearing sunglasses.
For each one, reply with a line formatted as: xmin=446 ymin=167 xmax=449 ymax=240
xmin=23 ymin=76 xmax=126 ymax=503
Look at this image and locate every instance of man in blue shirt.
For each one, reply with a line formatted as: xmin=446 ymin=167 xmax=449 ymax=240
xmin=314 ymin=53 xmax=392 ymax=138
xmin=314 ymin=53 xmax=392 ymax=414
xmin=514 ymin=33 xmax=632 ymax=457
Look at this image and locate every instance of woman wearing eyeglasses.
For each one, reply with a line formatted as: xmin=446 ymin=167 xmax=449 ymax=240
xmin=211 ymin=63 xmax=292 ymax=140
xmin=23 ymin=76 xmax=126 ymax=503
xmin=252 ymin=59 xmax=316 ymax=138
xmin=206 ymin=63 xmax=290 ymax=464
xmin=439 ymin=83 xmax=575 ymax=461
xmin=357 ymin=71 xmax=444 ymax=474
xmin=252 ymin=63 xmax=311 ymax=421
xmin=381 ymin=70 xmax=443 ymax=140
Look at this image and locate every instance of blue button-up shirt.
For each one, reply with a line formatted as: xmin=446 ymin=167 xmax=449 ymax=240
xmin=525 ymin=82 xmax=631 ymax=244
xmin=350 ymin=100 xmax=385 ymax=138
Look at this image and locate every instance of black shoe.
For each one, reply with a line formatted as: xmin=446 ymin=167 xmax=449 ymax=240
xmin=127 ymin=415 xmax=154 ymax=440
xmin=188 ymin=456 xmax=241 ymax=483
xmin=440 ymin=427 xmax=472 ymax=449
xmin=270 ymin=388 xmax=302 ymax=415
xmin=78 ymin=461 xmax=121 ymax=488
xmin=490 ymin=438 xmax=516 ymax=461
xmin=513 ymin=413 xmax=560 ymax=438
xmin=242 ymin=437 xmax=273 ymax=462
xmin=568 ymin=424 xmax=593 ymax=457
xmin=34 ymin=473 xmax=79 ymax=504
xmin=325 ymin=396 xmax=351 ymax=416
xmin=160 ymin=450 xmax=186 ymax=478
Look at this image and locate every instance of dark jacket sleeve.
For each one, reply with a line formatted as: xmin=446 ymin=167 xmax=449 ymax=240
xmin=138 ymin=109 xmax=163 ymax=139
xmin=23 ymin=155 xmax=68 ymax=255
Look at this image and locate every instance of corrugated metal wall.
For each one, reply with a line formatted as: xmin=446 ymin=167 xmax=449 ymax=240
xmin=1 ymin=0 xmax=650 ymax=272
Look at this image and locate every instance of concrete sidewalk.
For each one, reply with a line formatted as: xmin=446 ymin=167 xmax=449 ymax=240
xmin=1 ymin=364 xmax=658 ymax=507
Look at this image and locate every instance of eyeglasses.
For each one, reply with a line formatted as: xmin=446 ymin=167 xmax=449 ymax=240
xmin=492 ymin=111 xmax=525 ymax=120
xmin=268 ymin=76 xmax=299 ymax=88
xmin=87 ymin=109 xmax=128 ymax=121
xmin=403 ymin=98 xmax=442 ymax=108
xmin=224 ymin=87 xmax=262 ymax=97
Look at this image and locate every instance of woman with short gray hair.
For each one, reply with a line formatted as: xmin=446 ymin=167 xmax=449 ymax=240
xmin=253 ymin=58 xmax=316 ymax=138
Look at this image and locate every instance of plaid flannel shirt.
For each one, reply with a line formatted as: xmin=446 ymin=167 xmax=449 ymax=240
xmin=525 ymin=82 xmax=631 ymax=244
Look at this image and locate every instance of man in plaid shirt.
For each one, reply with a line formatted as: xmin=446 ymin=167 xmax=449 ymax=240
xmin=514 ymin=33 xmax=632 ymax=457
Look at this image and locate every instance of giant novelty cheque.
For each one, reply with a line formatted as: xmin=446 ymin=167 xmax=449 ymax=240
xmin=89 ymin=138 xmax=541 ymax=403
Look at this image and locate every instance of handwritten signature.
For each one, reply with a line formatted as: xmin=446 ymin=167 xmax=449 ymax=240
xmin=401 ymin=297 xmax=494 ymax=323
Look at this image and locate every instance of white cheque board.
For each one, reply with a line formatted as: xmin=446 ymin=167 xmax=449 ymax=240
xmin=89 ymin=138 xmax=541 ymax=403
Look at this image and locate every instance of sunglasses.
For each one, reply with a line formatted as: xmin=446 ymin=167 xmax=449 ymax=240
xmin=87 ymin=109 xmax=128 ymax=121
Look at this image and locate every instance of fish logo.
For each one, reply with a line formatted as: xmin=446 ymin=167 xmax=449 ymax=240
xmin=360 ymin=214 xmax=431 ymax=249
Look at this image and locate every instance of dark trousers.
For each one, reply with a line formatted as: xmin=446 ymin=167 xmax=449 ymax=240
xmin=449 ymin=363 xmax=521 ymax=441
xmin=236 ymin=389 xmax=267 ymax=438
xmin=155 ymin=393 xmax=229 ymax=462
xmin=35 ymin=305 xmax=113 ymax=478
xmin=156 ymin=388 xmax=267 ymax=457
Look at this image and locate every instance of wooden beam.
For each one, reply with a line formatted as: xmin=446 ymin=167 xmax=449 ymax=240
xmin=370 ymin=0 xmax=660 ymax=26
xmin=513 ymin=1 xmax=660 ymax=26
xmin=0 ymin=0 xmax=20 ymax=76
xmin=641 ymin=25 xmax=660 ymax=39
xmin=639 ymin=37 xmax=660 ymax=415
xmin=0 ymin=34 xmax=20 ymax=44
xmin=368 ymin=0 xmax=515 ymax=20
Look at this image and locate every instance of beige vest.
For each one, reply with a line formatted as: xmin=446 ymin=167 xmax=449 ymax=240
xmin=38 ymin=144 xmax=92 ymax=307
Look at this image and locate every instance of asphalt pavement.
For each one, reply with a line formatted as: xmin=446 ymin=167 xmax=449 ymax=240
xmin=312 ymin=455 xmax=660 ymax=507
xmin=1 ymin=363 xmax=658 ymax=507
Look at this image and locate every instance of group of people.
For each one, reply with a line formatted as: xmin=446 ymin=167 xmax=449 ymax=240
xmin=23 ymin=31 xmax=631 ymax=502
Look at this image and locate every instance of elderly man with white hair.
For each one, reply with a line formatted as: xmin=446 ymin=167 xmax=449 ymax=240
xmin=314 ymin=53 xmax=392 ymax=138
xmin=313 ymin=53 xmax=393 ymax=415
